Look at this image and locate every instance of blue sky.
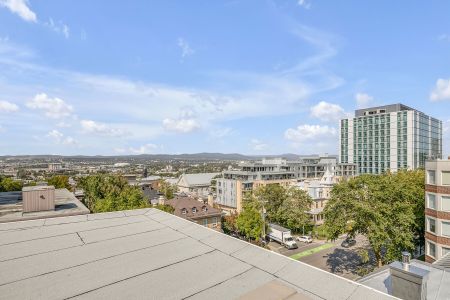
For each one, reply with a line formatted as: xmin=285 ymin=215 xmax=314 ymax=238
xmin=1 ymin=0 xmax=450 ymax=156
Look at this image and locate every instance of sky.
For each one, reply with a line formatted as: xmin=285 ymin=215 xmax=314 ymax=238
xmin=1 ymin=0 xmax=450 ymax=156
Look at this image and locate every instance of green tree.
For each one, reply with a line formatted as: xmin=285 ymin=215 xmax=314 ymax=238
xmin=78 ymin=174 xmax=148 ymax=213
xmin=47 ymin=175 xmax=71 ymax=190
xmin=159 ymin=179 xmax=175 ymax=200
xmin=276 ymin=187 xmax=313 ymax=232
xmin=222 ymin=212 xmax=239 ymax=234
xmin=0 ymin=177 xmax=23 ymax=192
xmin=247 ymin=184 xmax=313 ymax=233
xmin=236 ymin=204 xmax=264 ymax=241
xmin=324 ymin=170 xmax=423 ymax=267
xmin=155 ymin=204 xmax=175 ymax=213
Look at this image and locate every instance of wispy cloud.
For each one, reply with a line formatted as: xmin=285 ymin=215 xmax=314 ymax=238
xmin=355 ymin=92 xmax=374 ymax=108
xmin=177 ymin=38 xmax=195 ymax=59
xmin=44 ymin=18 xmax=70 ymax=39
xmin=297 ymin=0 xmax=311 ymax=9
xmin=250 ymin=139 xmax=268 ymax=151
xmin=0 ymin=0 xmax=36 ymax=22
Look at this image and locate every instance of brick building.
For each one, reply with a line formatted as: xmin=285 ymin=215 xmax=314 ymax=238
xmin=425 ymin=159 xmax=450 ymax=262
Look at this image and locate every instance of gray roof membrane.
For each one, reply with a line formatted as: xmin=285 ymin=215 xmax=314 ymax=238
xmin=0 ymin=208 xmax=395 ymax=300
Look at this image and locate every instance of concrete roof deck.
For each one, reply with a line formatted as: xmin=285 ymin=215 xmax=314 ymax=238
xmin=0 ymin=188 xmax=90 ymax=223
xmin=0 ymin=208 xmax=395 ymax=300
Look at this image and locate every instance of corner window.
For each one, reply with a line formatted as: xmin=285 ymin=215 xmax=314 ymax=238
xmin=427 ymin=170 xmax=436 ymax=184
xmin=428 ymin=218 xmax=436 ymax=233
xmin=427 ymin=194 xmax=436 ymax=210
xmin=428 ymin=242 xmax=436 ymax=258
xmin=442 ymin=171 xmax=450 ymax=185
xmin=442 ymin=196 xmax=450 ymax=211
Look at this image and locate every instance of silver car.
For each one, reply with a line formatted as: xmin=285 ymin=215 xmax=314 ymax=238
xmin=297 ymin=235 xmax=313 ymax=243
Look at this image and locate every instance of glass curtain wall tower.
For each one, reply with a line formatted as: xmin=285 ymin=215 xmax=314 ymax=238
xmin=340 ymin=104 xmax=442 ymax=174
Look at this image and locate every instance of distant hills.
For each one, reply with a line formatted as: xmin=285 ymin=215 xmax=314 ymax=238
xmin=0 ymin=152 xmax=337 ymax=162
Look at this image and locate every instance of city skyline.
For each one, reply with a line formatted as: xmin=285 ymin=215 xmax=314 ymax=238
xmin=1 ymin=1 xmax=450 ymax=156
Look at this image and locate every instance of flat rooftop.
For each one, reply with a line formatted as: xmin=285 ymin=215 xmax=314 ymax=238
xmin=0 ymin=188 xmax=90 ymax=223
xmin=359 ymin=259 xmax=450 ymax=299
xmin=0 ymin=208 xmax=394 ymax=299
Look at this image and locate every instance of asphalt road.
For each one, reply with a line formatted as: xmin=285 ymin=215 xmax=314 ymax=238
xmin=270 ymin=235 xmax=372 ymax=280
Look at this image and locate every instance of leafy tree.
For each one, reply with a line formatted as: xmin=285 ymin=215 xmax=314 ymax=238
xmin=47 ymin=175 xmax=71 ymax=190
xmin=222 ymin=212 xmax=239 ymax=234
xmin=78 ymin=174 xmax=148 ymax=213
xmin=0 ymin=176 xmax=23 ymax=192
xmin=247 ymin=184 xmax=313 ymax=233
xmin=155 ymin=204 xmax=175 ymax=213
xmin=276 ymin=187 xmax=313 ymax=232
xmin=324 ymin=170 xmax=424 ymax=267
xmin=236 ymin=204 xmax=264 ymax=241
xmin=159 ymin=179 xmax=175 ymax=200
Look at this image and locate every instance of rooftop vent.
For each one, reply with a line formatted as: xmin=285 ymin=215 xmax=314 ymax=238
xmin=389 ymin=251 xmax=429 ymax=300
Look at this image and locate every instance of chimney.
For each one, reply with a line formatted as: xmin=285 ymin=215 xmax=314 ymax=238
xmin=389 ymin=252 xmax=429 ymax=300
xmin=158 ymin=195 xmax=165 ymax=206
xmin=207 ymin=193 xmax=214 ymax=207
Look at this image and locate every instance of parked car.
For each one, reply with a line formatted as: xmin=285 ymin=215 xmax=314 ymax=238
xmin=341 ymin=238 xmax=356 ymax=248
xmin=297 ymin=235 xmax=313 ymax=243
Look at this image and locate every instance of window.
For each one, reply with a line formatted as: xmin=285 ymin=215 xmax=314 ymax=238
xmin=428 ymin=242 xmax=436 ymax=258
xmin=442 ymin=221 xmax=450 ymax=237
xmin=443 ymin=171 xmax=450 ymax=185
xmin=202 ymin=219 xmax=208 ymax=226
xmin=181 ymin=208 xmax=187 ymax=215
xmin=428 ymin=218 xmax=436 ymax=233
xmin=427 ymin=170 xmax=436 ymax=184
xmin=443 ymin=247 xmax=450 ymax=256
xmin=192 ymin=207 xmax=197 ymax=213
xmin=202 ymin=206 xmax=207 ymax=212
xmin=442 ymin=196 xmax=450 ymax=211
xmin=428 ymin=194 xmax=436 ymax=210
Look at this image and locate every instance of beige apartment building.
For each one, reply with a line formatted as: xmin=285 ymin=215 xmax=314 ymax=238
xmin=425 ymin=159 xmax=450 ymax=262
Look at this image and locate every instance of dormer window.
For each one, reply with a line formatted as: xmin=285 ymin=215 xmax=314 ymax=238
xmin=181 ymin=208 xmax=187 ymax=214
xmin=192 ymin=207 xmax=197 ymax=213
xmin=202 ymin=206 xmax=207 ymax=212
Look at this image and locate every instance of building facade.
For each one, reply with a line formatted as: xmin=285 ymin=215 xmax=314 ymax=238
xmin=215 ymin=156 xmax=356 ymax=214
xmin=425 ymin=160 xmax=450 ymax=263
xmin=177 ymin=173 xmax=219 ymax=199
xmin=340 ymin=104 xmax=442 ymax=174
xmin=164 ymin=195 xmax=222 ymax=231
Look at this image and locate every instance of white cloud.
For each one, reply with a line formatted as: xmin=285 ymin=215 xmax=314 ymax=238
xmin=46 ymin=129 xmax=77 ymax=145
xmin=26 ymin=93 xmax=73 ymax=118
xmin=310 ymin=101 xmax=347 ymax=122
xmin=177 ymin=38 xmax=194 ymax=59
xmin=46 ymin=129 xmax=64 ymax=140
xmin=129 ymin=143 xmax=159 ymax=154
xmin=209 ymin=127 xmax=233 ymax=139
xmin=250 ymin=138 xmax=268 ymax=151
xmin=284 ymin=124 xmax=336 ymax=143
xmin=80 ymin=120 xmax=128 ymax=137
xmin=355 ymin=93 xmax=374 ymax=108
xmin=0 ymin=0 xmax=37 ymax=22
xmin=297 ymin=0 xmax=311 ymax=9
xmin=44 ymin=18 xmax=70 ymax=39
xmin=0 ymin=100 xmax=19 ymax=112
xmin=430 ymin=78 xmax=450 ymax=101
xmin=162 ymin=118 xmax=200 ymax=133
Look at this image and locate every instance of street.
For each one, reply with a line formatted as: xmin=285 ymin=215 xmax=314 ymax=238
xmin=268 ymin=235 xmax=372 ymax=280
